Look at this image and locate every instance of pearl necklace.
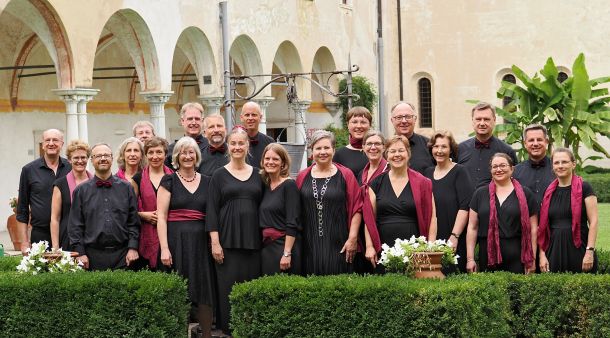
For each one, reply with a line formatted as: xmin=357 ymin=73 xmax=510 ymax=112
xmin=177 ymin=171 xmax=197 ymax=183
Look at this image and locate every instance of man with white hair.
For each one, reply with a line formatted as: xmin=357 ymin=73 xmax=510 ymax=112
xmin=240 ymin=101 xmax=274 ymax=168
xmin=17 ymin=128 xmax=72 ymax=254
xmin=165 ymin=102 xmax=208 ymax=168
xmin=132 ymin=120 xmax=155 ymax=142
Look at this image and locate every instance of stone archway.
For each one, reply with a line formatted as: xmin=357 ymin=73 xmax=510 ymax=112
xmin=311 ymin=46 xmax=340 ymax=128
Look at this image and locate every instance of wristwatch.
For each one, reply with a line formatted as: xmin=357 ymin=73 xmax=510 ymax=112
xmin=282 ymin=251 xmax=292 ymax=257
xmin=586 ymin=246 xmax=595 ymax=252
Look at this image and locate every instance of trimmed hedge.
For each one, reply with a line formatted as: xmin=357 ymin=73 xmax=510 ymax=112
xmin=0 ymin=259 xmax=189 ymax=337
xmin=231 ymin=274 xmax=513 ymax=337
xmin=231 ymin=273 xmax=610 ymax=337
xmin=583 ymin=173 xmax=610 ymax=203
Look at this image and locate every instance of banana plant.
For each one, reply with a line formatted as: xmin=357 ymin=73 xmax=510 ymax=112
xmin=492 ymin=53 xmax=610 ymax=168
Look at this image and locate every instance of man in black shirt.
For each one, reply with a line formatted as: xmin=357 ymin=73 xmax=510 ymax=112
xmin=391 ymin=102 xmax=434 ymax=174
xmin=165 ymin=102 xmax=208 ymax=168
xmin=17 ymin=129 xmax=71 ymax=254
xmin=458 ymin=102 xmax=518 ymax=189
xmin=240 ymin=101 xmax=274 ymax=168
xmin=69 ymin=143 xmax=140 ymax=271
xmin=513 ymin=124 xmax=555 ymax=204
xmin=198 ymin=114 xmax=229 ymax=176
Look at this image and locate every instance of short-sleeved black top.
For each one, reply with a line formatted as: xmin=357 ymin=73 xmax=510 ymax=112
xmin=259 ymin=179 xmax=301 ymax=237
xmin=333 ymin=147 xmax=368 ymax=180
xmin=160 ymin=173 xmax=209 ymax=214
xmin=470 ymin=184 xmax=538 ymax=238
xmin=549 ymin=182 xmax=595 ymax=232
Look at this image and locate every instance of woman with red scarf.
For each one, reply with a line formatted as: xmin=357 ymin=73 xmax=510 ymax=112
xmin=466 ymin=153 xmax=538 ymax=274
xmin=297 ymin=130 xmax=363 ymax=275
xmin=366 ymin=135 xmax=437 ymax=271
xmin=129 ymin=137 xmax=173 ymax=270
xmin=333 ymin=106 xmax=372 ymax=179
xmin=116 ymin=137 xmax=145 ymax=182
xmin=157 ymin=137 xmax=215 ymax=337
xmin=538 ymin=148 xmax=598 ymax=273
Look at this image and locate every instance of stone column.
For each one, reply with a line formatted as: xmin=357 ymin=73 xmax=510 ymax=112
xmin=76 ymin=89 xmax=99 ymax=143
xmin=253 ymin=96 xmax=274 ymax=134
xmin=198 ymin=95 xmax=224 ymax=116
xmin=53 ymin=89 xmax=94 ymax=142
xmin=292 ymin=100 xmax=311 ymax=170
xmin=324 ymin=101 xmax=341 ymax=127
xmin=141 ymin=92 xmax=173 ymax=139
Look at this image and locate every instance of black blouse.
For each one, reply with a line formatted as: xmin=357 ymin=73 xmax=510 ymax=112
xmin=549 ymin=182 xmax=595 ymax=232
xmin=470 ymin=185 xmax=538 ymax=238
xmin=333 ymin=147 xmax=368 ymax=180
xmin=206 ymin=167 xmax=264 ymax=249
xmin=259 ymin=179 xmax=301 ymax=237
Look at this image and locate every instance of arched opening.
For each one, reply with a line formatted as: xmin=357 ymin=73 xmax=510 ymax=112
xmin=310 ymin=46 xmax=339 ymax=129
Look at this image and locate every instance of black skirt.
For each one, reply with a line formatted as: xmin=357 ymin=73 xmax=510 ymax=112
xmin=261 ymin=236 xmax=302 ymax=276
xmin=547 ymin=224 xmax=597 ymax=273
xmin=478 ymin=237 xmax=524 ymax=274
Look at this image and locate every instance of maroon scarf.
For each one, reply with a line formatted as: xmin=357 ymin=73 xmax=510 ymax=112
xmin=360 ymin=159 xmax=387 ymax=252
xmin=487 ymin=178 xmax=533 ymax=268
xmin=349 ymin=136 xmax=363 ymax=149
xmin=116 ymin=168 xmax=127 ymax=181
xmin=138 ymin=165 xmax=173 ymax=268
xmin=538 ymin=175 xmax=583 ymax=252
xmin=296 ymin=162 xmax=363 ymax=250
xmin=66 ymin=170 xmax=92 ymax=202
xmin=408 ymin=168 xmax=434 ymax=239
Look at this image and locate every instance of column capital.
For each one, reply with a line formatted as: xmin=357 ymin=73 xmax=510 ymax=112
xmin=198 ymin=95 xmax=225 ymax=114
xmin=253 ymin=96 xmax=275 ymax=108
xmin=324 ymin=101 xmax=341 ymax=117
xmin=52 ymin=88 xmax=100 ymax=102
xmin=141 ymin=91 xmax=173 ymax=104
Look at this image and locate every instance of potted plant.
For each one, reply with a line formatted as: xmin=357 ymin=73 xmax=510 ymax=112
xmin=16 ymin=241 xmax=81 ymax=274
xmin=378 ymin=236 xmax=458 ymax=279
xmin=6 ymin=197 xmax=21 ymax=251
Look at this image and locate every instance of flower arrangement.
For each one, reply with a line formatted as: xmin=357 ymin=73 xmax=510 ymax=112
xmin=16 ymin=241 xmax=83 ymax=274
xmin=9 ymin=197 xmax=17 ymax=210
xmin=379 ymin=236 xmax=458 ymax=276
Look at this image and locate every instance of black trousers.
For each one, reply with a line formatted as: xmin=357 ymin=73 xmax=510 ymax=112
xmin=85 ymin=245 xmax=129 ymax=271
xmin=30 ymin=227 xmax=51 ymax=246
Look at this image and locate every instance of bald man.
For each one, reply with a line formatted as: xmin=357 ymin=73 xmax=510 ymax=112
xmin=17 ymin=129 xmax=72 ymax=254
xmin=240 ymin=101 xmax=274 ymax=168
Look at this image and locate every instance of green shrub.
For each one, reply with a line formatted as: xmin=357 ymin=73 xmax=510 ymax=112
xmin=581 ymin=173 xmax=610 ymax=203
xmin=338 ymin=76 xmax=377 ymax=128
xmin=230 ymin=274 xmax=513 ymax=337
xmin=0 ymin=270 xmax=188 ymax=337
xmin=596 ymin=249 xmax=610 ymax=274
xmin=324 ymin=124 xmax=349 ymax=148
xmin=0 ymin=256 xmax=20 ymax=272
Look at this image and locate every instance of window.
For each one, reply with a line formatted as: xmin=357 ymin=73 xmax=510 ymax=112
xmin=557 ymin=71 xmax=568 ymax=83
xmin=502 ymin=74 xmax=516 ymax=108
xmin=417 ymin=78 xmax=432 ymax=128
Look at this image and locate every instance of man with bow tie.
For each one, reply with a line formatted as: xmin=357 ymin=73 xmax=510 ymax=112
xmin=69 ymin=143 xmax=140 ymax=270
xmin=513 ymin=124 xmax=555 ymax=204
xmin=165 ymin=102 xmax=208 ymax=168
xmin=197 ymin=114 xmax=229 ymax=176
xmin=390 ymin=101 xmax=434 ymax=174
xmin=458 ymin=102 xmax=518 ymax=189
xmin=240 ymin=101 xmax=274 ymax=168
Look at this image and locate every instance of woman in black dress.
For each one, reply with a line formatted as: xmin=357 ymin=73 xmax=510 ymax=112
xmin=367 ymin=135 xmax=437 ymax=271
xmin=259 ymin=143 xmax=301 ymax=275
xmin=466 ymin=153 xmax=538 ymax=274
xmin=207 ymin=127 xmax=263 ymax=335
xmin=296 ymin=130 xmax=362 ymax=275
xmin=333 ymin=106 xmax=371 ymax=179
xmin=130 ymin=137 xmax=173 ymax=270
xmin=538 ymin=148 xmax=598 ymax=273
xmin=424 ymin=131 xmax=473 ymax=272
xmin=50 ymin=140 xmax=92 ymax=250
xmin=157 ymin=137 xmax=215 ymax=337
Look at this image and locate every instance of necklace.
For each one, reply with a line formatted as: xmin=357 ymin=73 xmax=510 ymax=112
xmin=312 ymin=176 xmax=332 ymax=237
xmin=177 ymin=171 xmax=197 ymax=183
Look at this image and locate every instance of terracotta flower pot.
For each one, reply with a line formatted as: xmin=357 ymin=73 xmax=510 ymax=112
xmin=6 ymin=213 xmax=21 ymax=251
xmin=412 ymin=251 xmax=445 ymax=279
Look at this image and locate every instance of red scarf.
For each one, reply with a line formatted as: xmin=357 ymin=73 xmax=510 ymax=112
xmin=349 ymin=136 xmax=363 ymax=149
xmin=360 ymin=159 xmax=388 ymax=252
xmin=116 ymin=168 xmax=127 ymax=181
xmin=138 ymin=165 xmax=173 ymax=268
xmin=296 ymin=162 xmax=363 ymax=250
xmin=538 ymin=175 xmax=583 ymax=252
xmin=66 ymin=170 xmax=92 ymax=202
xmin=407 ymin=168 xmax=434 ymax=239
xmin=487 ymin=178 xmax=533 ymax=268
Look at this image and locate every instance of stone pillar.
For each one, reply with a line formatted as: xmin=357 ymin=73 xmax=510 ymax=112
xmin=253 ymin=96 xmax=274 ymax=135
xmin=324 ymin=101 xmax=341 ymax=128
xmin=198 ymin=95 xmax=224 ymax=116
xmin=76 ymin=89 xmax=99 ymax=143
xmin=141 ymin=92 xmax=173 ymax=139
xmin=292 ymin=100 xmax=311 ymax=170
xmin=53 ymin=89 xmax=98 ymax=143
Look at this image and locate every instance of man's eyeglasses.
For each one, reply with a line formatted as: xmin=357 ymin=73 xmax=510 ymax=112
xmin=92 ymin=154 xmax=112 ymax=160
xmin=392 ymin=115 xmax=416 ymax=122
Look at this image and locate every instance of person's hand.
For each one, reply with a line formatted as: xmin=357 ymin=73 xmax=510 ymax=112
xmin=212 ymin=242 xmax=224 ymax=264
xmin=160 ymin=248 xmax=172 ymax=267
xmin=20 ymin=241 xmax=31 ymax=256
xmin=365 ymin=245 xmax=377 ymax=268
xmin=539 ymin=254 xmax=550 ymax=273
xmin=582 ymin=250 xmax=594 ymax=272
xmin=280 ymin=255 xmax=291 ymax=271
xmin=78 ymin=255 xmax=90 ymax=270
xmin=466 ymin=259 xmax=477 ymax=273
xmin=447 ymin=236 xmax=458 ymax=252
xmin=141 ymin=211 xmax=158 ymax=225
xmin=126 ymin=249 xmax=139 ymax=266
xmin=340 ymin=237 xmax=357 ymax=263
xmin=525 ymin=263 xmax=536 ymax=275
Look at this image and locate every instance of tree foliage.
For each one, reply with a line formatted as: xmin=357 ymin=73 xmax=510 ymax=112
xmin=492 ymin=53 xmax=610 ymax=166
xmin=338 ymin=76 xmax=377 ymax=128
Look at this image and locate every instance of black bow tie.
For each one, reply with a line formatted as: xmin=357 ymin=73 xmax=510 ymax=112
xmin=530 ymin=160 xmax=546 ymax=169
xmin=96 ymin=180 xmax=112 ymax=188
xmin=249 ymin=137 xmax=259 ymax=146
xmin=209 ymin=145 xmax=226 ymax=155
xmin=475 ymin=139 xmax=491 ymax=149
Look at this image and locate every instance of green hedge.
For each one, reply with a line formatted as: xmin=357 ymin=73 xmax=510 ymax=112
xmin=0 ymin=256 xmax=20 ymax=272
xmin=0 ymin=259 xmax=188 ymax=337
xmin=582 ymin=173 xmax=610 ymax=203
xmin=231 ymin=273 xmax=610 ymax=337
